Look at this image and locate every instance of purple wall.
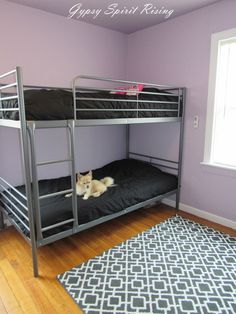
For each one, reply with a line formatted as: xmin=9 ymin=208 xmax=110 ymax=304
xmin=127 ymin=0 xmax=236 ymax=221
xmin=0 ymin=0 xmax=126 ymax=86
xmin=0 ymin=0 xmax=126 ymax=185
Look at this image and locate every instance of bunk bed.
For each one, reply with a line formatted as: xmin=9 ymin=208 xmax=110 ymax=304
xmin=0 ymin=67 xmax=186 ymax=277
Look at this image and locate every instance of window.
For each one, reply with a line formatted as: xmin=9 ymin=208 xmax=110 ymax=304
xmin=203 ymin=28 xmax=236 ymax=169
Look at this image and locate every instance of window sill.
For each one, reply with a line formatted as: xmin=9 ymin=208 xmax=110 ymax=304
xmin=200 ymin=162 xmax=236 ymax=179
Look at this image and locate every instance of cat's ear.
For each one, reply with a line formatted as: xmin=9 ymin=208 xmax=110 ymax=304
xmin=88 ymin=170 xmax=92 ymax=178
xmin=76 ymin=173 xmax=82 ymax=180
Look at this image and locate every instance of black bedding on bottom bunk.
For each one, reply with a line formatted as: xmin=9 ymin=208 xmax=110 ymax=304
xmin=1 ymin=159 xmax=177 ymax=235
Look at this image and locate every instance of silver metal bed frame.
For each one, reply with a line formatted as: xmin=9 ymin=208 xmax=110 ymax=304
xmin=0 ymin=67 xmax=186 ymax=277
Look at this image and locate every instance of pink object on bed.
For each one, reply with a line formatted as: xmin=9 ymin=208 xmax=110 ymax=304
xmin=110 ymin=86 xmax=127 ymax=95
xmin=126 ymin=84 xmax=144 ymax=96
xmin=110 ymin=84 xmax=144 ymax=96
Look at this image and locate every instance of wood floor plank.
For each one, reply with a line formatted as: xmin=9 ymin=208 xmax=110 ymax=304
xmin=0 ymin=204 xmax=235 ymax=314
xmin=1 ymin=243 xmax=59 ymax=314
xmin=24 ymin=279 xmax=58 ymax=314
xmin=0 ymin=259 xmax=39 ymax=314
xmin=0 ymin=296 xmax=8 ymax=314
xmin=0 ymin=268 xmax=23 ymax=314
xmin=28 ymin=277 xmax=80 ymax=314
xmin=37 ymin=275 xmax=82 ymax=313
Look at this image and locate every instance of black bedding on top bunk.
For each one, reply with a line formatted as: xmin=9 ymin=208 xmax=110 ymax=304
xmin=1 ymin=159 xmax=177 ymax=235
xmin=2 ymin=88 xmax=180 ymax=120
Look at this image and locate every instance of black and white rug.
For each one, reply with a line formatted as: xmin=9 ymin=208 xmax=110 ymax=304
xmin=58 ymin=215 xmax=236 ymax=314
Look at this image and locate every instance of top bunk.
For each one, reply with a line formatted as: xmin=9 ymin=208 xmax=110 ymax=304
xmin=0 ymin=67 xmax=186 ymax=129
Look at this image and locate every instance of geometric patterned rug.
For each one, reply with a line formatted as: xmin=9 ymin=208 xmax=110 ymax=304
xmin=57 ymin=215 xmax=236 ymax=314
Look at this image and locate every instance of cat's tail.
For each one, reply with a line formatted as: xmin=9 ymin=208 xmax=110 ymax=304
xmin=100 ymin=177 xmax=116 ymax=187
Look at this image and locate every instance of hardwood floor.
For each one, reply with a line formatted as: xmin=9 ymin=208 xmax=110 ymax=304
xmin=0 ymin=204 xmax=235 ymax=313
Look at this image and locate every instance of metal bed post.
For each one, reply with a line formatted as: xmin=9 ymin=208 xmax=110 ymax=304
xmin=16 ymin=67 xmax=39 ymax=277
xmin=27 ymin=122 xmax=43 ymax=243
xmin=0 ymin=86 xmax=2 ymax=119
xmin=176 ymin=88 xmax=186 ymax=211
xmin=0 ymin=88 xmax=4 ymax=229
xmin=126 ymin=125 xmax=130 ymax=159
xmin=71 ymin=78 xmax=79 ymax=228
xmin=68 ymin=120 xmax=78 ymax=228
xmin=0 ymin=210 xmax=4 ymax=229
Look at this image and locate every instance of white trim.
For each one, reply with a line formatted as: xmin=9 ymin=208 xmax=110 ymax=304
xmin=203 ymin=28 xmax=236 ymax=165
xmin=162 ymin=198 xmax=236 ymax=230
xmin=203 ymin=32 xmax=218 ymax=163
xmin=201 ymin=161 xmax=236 ymax=172
xmin=200 ymin=162 xmax=236 ymax=179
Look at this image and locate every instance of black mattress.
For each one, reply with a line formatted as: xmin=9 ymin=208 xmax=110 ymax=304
xmin=2 ymin=88 xmax=180 ymax=120
xmin=0 ymin=159 xmax=177 ymax=236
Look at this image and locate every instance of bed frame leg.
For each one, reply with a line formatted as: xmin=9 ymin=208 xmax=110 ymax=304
xmin=0 ymin=210 xmax=4 ymax=230
xmin=176 ymin=88 xmax=186 ymax=213
xmin=31 ymin=241 xmax=39 ymax=277
xmin=176 ymin=190 xmax=180 ymax=211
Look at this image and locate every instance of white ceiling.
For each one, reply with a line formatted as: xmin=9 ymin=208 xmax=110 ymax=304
xmin=6 ymin=0 xmax=223 ymax=33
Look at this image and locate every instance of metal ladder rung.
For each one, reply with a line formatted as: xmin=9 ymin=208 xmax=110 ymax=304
xmin=0 ymin=82 xmax=17 ymax=90
xmin=37 ymin=159 xmax=72 ymax=166
xmin=41 ymin=218 xmax=75 ymax=232
xmin=0 ymin=108 xmax=19 ymax=112
xmin=39 ymin=189 xmax=73 ymax=200
xmin=0 ymin=95 xmax=18 ymax=101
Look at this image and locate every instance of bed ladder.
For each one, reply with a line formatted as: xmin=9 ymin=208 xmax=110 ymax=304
xmin=27 ymin=120 xmax=78 ymax=244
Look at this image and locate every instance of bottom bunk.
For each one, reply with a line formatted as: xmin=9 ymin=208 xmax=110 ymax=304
xmin=0 ymin=158 xmax=178 ymax=239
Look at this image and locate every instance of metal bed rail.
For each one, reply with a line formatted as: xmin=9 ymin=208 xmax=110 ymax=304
xmin=37 ymin=189 xmax=178 ymax=247
xmin=0 ymin=69 xmax=19 ymax=119
xmin=129 ymin=152 xmax=179 ymax=172
xmin=0 ymin=179 xmax=28 ymax=222
xmin=72 ymin=75 xmax=183 ymax=121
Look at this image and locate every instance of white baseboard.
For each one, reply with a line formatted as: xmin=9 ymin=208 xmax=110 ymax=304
xmin=162 ymin=198 xmax=236 ymax=230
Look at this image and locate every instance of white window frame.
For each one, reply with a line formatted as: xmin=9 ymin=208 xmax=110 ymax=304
xmin=202 ymin=28 xmax=236 ymax=171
